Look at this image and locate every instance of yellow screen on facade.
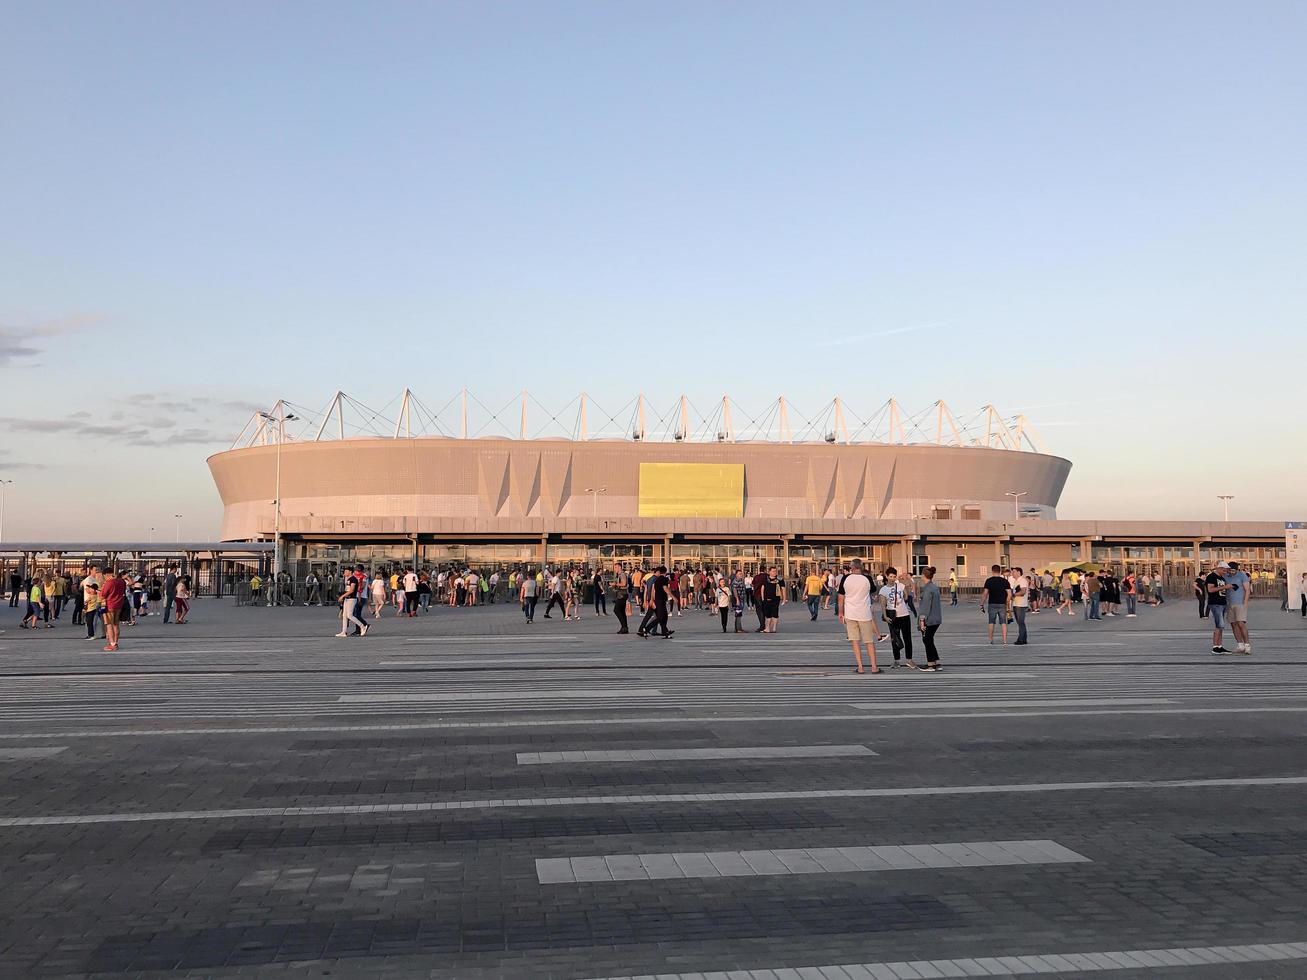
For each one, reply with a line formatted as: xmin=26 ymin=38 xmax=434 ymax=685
xmin=638 ymin=462 xmax=744 ymax=518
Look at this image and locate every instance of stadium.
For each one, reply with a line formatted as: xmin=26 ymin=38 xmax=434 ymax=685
xmin=206 ymin=391 xmax=1282 ymax=588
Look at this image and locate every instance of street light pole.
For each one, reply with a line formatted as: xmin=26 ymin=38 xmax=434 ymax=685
xmin=259 ymin=408 xmax=299 ymax=593
xmin=173 ymin=514 xmax=182 ymax=543
xmin=0 ymin=479 xmax=12 ymax=543
xmin=1005 ymin=489 xmax=1028 ymax=521
xmin=1218 ymin=495 xmax=1233 ymax=521
xmin=583 ymin=487 xmax=608 ymax=518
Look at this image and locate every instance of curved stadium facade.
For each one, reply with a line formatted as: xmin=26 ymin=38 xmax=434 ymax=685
xmin=206 ymin=392 xmax=1282 ymax=584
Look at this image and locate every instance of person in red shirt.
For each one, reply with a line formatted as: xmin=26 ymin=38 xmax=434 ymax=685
xmin=99 ymin=569 xmax=127 ymax=652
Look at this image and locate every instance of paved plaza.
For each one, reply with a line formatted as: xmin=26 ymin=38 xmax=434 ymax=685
xmin=1 ymin=596 xmax=1306 ymax=979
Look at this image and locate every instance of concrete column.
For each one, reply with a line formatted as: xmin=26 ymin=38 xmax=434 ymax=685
xmin=539 ymin=535 xmax=548 ymax=569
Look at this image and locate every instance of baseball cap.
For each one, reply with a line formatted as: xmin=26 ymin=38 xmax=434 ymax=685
xmin=1216 ymin=561 xmax=1231 ymax=569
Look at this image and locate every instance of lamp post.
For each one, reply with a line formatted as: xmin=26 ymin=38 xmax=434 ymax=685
xmin=173 ymin=514 xmax=182 ymax=543
xmin=583 ymin=487 xmax=607 ymax=518
xmin=258 ymin=409 xmax=299 ymax=588
xmin=1218 ymin=495 xmax=1233 ymax=521
xmin=0 ymin=479 xmax=12 ymax=542
xmin=1005 ymin=490 xmax=1028 ymax=521
xmin=149 ymin=527 xmax=156 ymax=544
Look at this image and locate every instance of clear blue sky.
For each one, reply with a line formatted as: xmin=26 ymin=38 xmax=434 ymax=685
xmin=2 ymin=0 xmax=1303 ymax=538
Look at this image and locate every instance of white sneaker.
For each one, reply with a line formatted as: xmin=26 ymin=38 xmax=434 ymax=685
xmin=335 ymin=632 xmax=348 ymax=637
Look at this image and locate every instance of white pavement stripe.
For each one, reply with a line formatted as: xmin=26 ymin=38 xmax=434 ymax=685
xmin=7 ymin=705 xmax=1307 ymax=739
xmin=401 ymin=636 xmax=582 ymax=644
xmin=336 ymin=688 xmax=664 ymax=703
xmin=376 ymin=658 xmax=612 ymax=666
xmin=577 ymin=940 xmax=1307 ymax=979
xmin=517 ymin=745 xmax=877 ymax=765
xmin=3 ymin=774 xmax=1305 ymax=827
xmin=0 ymin=747 xmax=67 ymax=760
xmin=536 ymin=838 xmax=1088 ymax=883
xmin=853 ymin=698 xmax=1175 ymax=709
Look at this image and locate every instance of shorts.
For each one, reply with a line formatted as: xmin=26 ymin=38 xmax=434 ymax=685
xmin=845 ymin=618 xmax=879 ymax=644
xmin=1208 ymin=605 xmax=1227 ymax=628
xmin=764 ymin=598 xmax=781 ymax=618
xmin=1227 ymin=603 xmax=1247 ymax=623
xmin=986 ymin=604 xmax=1008 ymax=625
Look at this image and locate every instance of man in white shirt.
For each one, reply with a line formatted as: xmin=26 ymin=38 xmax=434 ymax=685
xmin=488 ymin=571 xmax=500 ymax=603
xmin=836 ymin=559 xmax=885 ymax=674
xmin=823 ymin=569 xmax=838 ymax=609
xmin=1010 ymin=566 xmax=1031 ymax=645
xmin=403 ymin=568 xmax=419 ymax=617
xmin=544 ymin=570 xmax=566 ymax=618
xmin=878 ymin=566 xmax=917 ymax=668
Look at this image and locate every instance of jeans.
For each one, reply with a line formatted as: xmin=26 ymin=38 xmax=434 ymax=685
xmin=341 ymin=598 xmax=366 ymax=634
xmin=614 ymin=597 xmax=629 ymax=631
xmin=163 ymin=593 xmax=175 ymax=623
xmin=523 ymin=595 xmax=537 ymax=622
xmin=806 ymin=595 xmax=820 ymax=620
xmin=1013 ymin=605 xmax=1028 ymax=643
xmin=544 ymin=593 xmax=565 ymax=616
xmin=1087 ymin=596 xmax=1101 ymax=619
xmin=1126 ymin=594 xmax=1137 ymax=614
xmin=85 ymin=608 xmax=102 ymax=638
xmin=595 ymin=592 xmax=607 ymax=615
xmin=949 ymin=590 xmax=958 ymax=606
xmin=720 ymin=607 xmax=729 ymax=632
xmin=419 ymin=593 xmax=431 ymax=612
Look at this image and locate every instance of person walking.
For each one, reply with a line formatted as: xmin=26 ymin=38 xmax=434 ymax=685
xmin=591 ymin=568 xmax=607 ymax=617
xmin=917 ymin=566 xmax=943 ymax=671
xmin=520 ymin=570 xmax=539 ymax=624
xmin=370 ymin=572 xmax=387 ymax=617
xmin=1011 ymin=566 xmax=1031 ymax=645
xmin=543 ymin=569 xmax=566 ymax=619
xmin=609 ymin=562 xmax=631 ymax=634
xmin=161 ymin=565 xmax=179 ymax=623
xmin=336 ymin=574 xmax=368 ymax=637
xmin=878 ymin=566 xmax=915 ymax=667
xmin=403 ymin=567 xmax=419 ymax=617
xmin=1224 ymin=561 xmax=1252 ymax=655
xmin=639 ymin=566 xmax=674 ymax=638
xmin=981 ymin=564 xmax=1012 ymax=645
xmin=174 ymin=577 xmax=192 ymax=624
xmin=1299 ymin=571 xmax=1307 ymax=617
xmin=305 ymin=570 xmax=322 ymax=606
xmin=1083 ymin=571 xmax=1103 ymax=620
xmin=837 ymin=558 xmax=885 ymax=674
xmin=804 ymin=567 xmax=824 ymax=621
xmin=715 ymin=576 xmax=731 ymax=632
xmin=7 ymin=569 xmax=21 ymax=608
xmin=1206 ymin=561 xmax=1232 ymax=654
xmin=730 ymin=570 xmax=747 ymax=633
xmin=948 ymin=567 xmax=959 ymax=607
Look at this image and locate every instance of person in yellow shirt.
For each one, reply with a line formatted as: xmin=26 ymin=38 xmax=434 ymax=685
xmin=804 ymin=568 xmax=825 ymax=620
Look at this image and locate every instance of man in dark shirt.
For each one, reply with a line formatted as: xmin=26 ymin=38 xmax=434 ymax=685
xmin=162 ymin=565 xmax=179 ymax=624
xmin=981 ymin=564 xmax=1011 ymax=645
xmin=751 ymin=569 xmax=769 ymax=632
xmin=1205 ymin=561 xmax=1231 ymax=654
xmin=610 ymin=561 xmax=630 ymax=634
xmin=7 ymin=571 xmax=21 ymax=607
xmin=637 ymin=566 xmax=674 ymax=638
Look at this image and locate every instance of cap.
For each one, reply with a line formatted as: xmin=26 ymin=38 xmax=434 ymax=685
xmin=1216 ymin=561 xmax=1231 ymax=569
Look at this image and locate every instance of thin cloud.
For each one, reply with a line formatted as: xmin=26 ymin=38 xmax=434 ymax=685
xmin=813 ymin=321 xmax=946 ymax=349
xmin=0 ymin=313 xmax=108 ymax=366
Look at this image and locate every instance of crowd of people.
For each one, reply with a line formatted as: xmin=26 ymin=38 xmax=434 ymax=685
xmin=7 ymin=557 xmax=1290 ymax=663
xmin=3 ymin=565 xmax=193 ymax=650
